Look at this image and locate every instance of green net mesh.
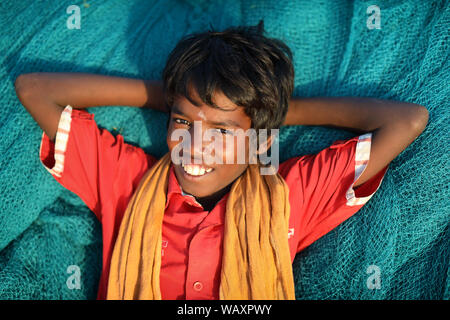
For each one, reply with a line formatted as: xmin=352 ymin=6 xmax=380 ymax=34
xmin=1 ymin=0 xmax=448 ymax=299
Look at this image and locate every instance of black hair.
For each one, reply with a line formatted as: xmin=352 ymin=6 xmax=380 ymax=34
xmin=162 ymin=20 xmax=294 ymax=130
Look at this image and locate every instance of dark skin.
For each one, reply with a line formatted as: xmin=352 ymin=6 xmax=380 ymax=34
xmin=15 ymin=73 xmax=429 ymax=211
xmin=196 ymin=183 xmax=232 ymax=212
xmin=166 ymin=87 xmax=272 ymax=210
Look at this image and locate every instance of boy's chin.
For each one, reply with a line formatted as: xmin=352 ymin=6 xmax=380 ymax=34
xmin=174 ymin=164 xmax=217 ymax=196
xmin=173 ymin=162 xmax=248 ymax=199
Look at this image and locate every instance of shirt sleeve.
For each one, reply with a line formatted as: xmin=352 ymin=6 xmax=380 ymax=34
xmin=278 ymin=133 xmax=389 ymax=253
xmin=39 ymin=105 xmax=157 ymax=222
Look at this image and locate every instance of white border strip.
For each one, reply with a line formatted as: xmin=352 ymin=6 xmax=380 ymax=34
xmin=346 ymin=133 xmax=374 ymax=206
xmin=39 ymin=105 xmax=73 ymax=178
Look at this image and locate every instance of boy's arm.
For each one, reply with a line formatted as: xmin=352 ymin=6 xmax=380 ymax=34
xmin=284 ymin=97 xmax=429 ymax=187
xmin=14 ymin=72 xmax=166 ymax=142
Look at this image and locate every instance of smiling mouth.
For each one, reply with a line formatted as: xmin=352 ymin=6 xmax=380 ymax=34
xmin=181 ymin=163 xmax=214 ymax=177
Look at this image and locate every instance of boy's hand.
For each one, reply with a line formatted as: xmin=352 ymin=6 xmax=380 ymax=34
xmin=284 ymin=97 xmax=429 ymax=187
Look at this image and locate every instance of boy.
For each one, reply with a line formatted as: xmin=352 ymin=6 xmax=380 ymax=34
xmin=15 ymin=22 xmax=428 ymax=300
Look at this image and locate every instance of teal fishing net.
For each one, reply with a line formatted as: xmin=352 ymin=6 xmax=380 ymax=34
xmin=1 ymin=0 xmax=448 ymax=299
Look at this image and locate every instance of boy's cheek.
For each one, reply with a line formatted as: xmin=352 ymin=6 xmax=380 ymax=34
xmin=166 ymin=130 xmax=251 ymax=166
xmin=166 ymin=127 xmax=174 ymax=149
xmin=229 ymin=135 xmax=250 ymax=164
xmin=166 ymin=135 xmax=178 ymax=154
xmin=209 ymin=135 xmax=250 ymax=165
xmin=166 ymin=127 xmax=186 ymax=155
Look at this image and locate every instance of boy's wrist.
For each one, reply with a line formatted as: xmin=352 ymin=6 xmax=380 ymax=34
xmin=284 ymin=97 xmax=306 ymax=126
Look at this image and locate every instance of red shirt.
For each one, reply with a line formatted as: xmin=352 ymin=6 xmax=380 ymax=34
xmin=39 ymin=106 xmax=389 ymax=300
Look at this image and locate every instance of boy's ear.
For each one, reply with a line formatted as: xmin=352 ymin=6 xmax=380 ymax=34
xmin=256 ymin=134 xmax=274 ymax=155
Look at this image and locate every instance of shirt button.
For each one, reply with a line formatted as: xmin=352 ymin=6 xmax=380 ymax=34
xmin=193 ymin=281 xmax=203 ymax=292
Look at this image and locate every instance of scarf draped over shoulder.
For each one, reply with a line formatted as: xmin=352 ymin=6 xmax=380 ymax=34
xmin=107 ymin=152 xmax=295 ymax=300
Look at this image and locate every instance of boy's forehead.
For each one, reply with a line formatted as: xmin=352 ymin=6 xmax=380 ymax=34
xmin=175 ymin=88 xmax=237 ymax=110
xmin=173 ymin=94 xmax=251 ymax=128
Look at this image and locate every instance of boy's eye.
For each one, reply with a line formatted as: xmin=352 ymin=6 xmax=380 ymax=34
xmin=172 ymin=118 xmax=231 ymax=135
xmin=173 ymin=118 xmax=190 ymax=126
xmin=215 ymin=128 xmax=231 ymax=135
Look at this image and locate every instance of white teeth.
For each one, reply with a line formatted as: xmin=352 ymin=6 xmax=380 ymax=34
xmin=182 ymin=164 xmax=213 ymax=176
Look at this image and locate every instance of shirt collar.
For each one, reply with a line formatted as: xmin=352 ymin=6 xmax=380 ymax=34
xmin=166 ymin=164 xmax=203 ymax=209
xmin=165 ymin=164 xmax=229 ymax=212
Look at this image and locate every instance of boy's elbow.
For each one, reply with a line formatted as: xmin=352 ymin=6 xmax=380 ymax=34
xmin=15 ymin=73 xmax=29 ymax=93
xmin=15 ymin=73 xmax=40 ymax=104
xmin=409 ymin=105 xmax=429 ymax=134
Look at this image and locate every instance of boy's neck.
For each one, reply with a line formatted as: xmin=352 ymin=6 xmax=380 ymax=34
xmin=195 ymin=183 xmax=233 ymax=212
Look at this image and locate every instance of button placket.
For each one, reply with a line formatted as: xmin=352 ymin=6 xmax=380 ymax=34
xmin=185 ymin=227 xmax=215 ymax=299
xmin=183 ymin=205 xmax=225 ymax=299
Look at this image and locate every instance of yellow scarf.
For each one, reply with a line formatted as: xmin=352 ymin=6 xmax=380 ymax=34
xmin=106 ymin=152 xmax=295 ymax=300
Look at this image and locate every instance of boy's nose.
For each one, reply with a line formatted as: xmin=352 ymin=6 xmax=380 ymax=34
xmin=188 ymin=121 xmax=219 ymax=164
xmin=189 ymin=137 xmax=214 ymax=164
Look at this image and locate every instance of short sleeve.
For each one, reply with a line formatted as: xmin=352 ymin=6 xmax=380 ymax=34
xmin=278 ymin=133 xmax=389 ymax=253
xmin=39 ymin=105 xmax=157 ymax=222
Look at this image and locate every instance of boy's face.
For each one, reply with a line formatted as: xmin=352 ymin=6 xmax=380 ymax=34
xmin=166 ymin=89 xmax=254 ymax=198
